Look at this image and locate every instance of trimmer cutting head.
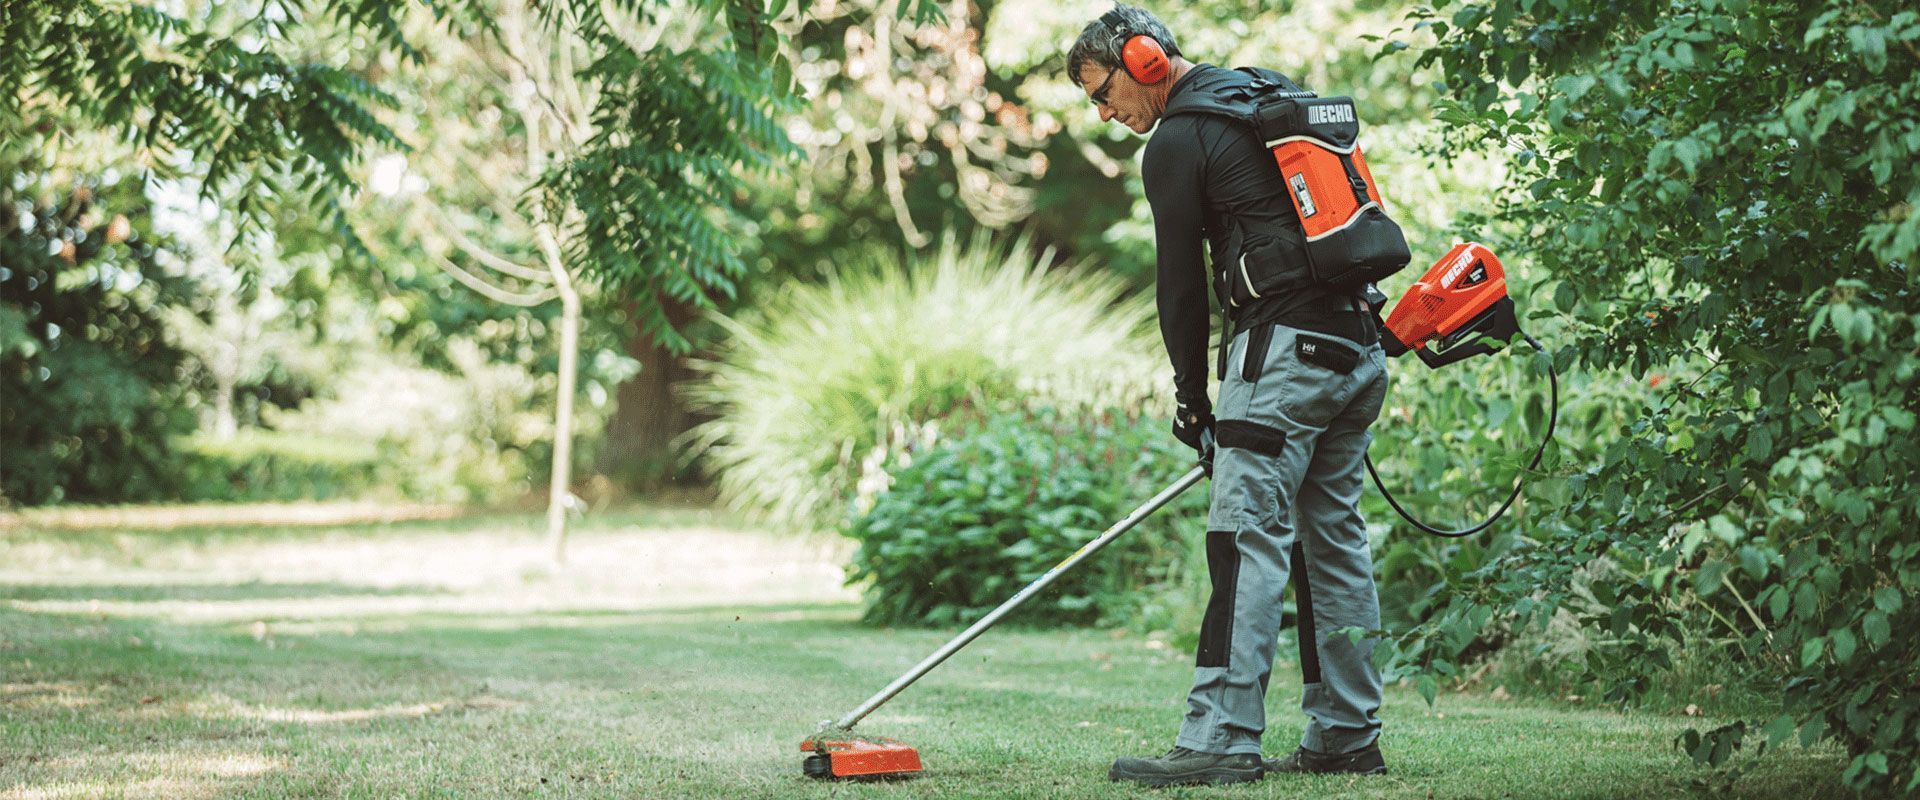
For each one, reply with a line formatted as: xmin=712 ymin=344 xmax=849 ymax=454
xmin=800 ymin=730 xmax=923 ymax=780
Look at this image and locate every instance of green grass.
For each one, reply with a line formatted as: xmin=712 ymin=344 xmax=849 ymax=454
xmin=0 ymin=508 xmax=1845 ymax=798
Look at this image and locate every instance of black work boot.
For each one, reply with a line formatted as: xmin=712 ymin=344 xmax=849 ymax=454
xmin=1109 ymin=746 xmax=1264 ymax=787
xmin=1263 ymin=742 xmax=1388 ymax=775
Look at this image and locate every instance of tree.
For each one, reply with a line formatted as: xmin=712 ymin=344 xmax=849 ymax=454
xmin=152 ymin=187 xmax=309 ymax=441
xmin=372 ymin=0 xmax=963 ymax=556
xmin=1388 ymin=1 xmax=1920 ymax=792
xmin=4 ymin=0 xmax=875 ymax=519
xmin=1 ymin=0 xmax=415 ymax=234
xmin=599 ymin=0 xmax=1052 ymax=486
xmin=365 ymin=0 xmax=593 ymax=562
xmin=576 ymin=0 xmax=989 ymax=489
xmin=0 ymin=0 xmax=425 ymax=504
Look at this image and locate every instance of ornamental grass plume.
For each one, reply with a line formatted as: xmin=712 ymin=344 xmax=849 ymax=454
xmin=684 ymin=232 xmax=1164 ymax=527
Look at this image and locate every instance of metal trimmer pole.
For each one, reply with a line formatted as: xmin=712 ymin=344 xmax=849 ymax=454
xmin=832 ymin=466 xmax=1207 ymax=731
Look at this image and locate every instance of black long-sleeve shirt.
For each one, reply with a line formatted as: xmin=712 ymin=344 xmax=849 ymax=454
xmin=1143 ymin=65 xmax=1359 ymax=409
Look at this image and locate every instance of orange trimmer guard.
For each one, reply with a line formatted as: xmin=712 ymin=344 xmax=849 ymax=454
xmin=800 ymin=735 xmax=923 ymax=779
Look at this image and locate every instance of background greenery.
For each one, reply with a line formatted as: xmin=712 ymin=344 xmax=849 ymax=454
xmin=1375 ymin=0 xmax=1920 ymax=794
xmin=1 ymin=150 xmax=196 ymax=505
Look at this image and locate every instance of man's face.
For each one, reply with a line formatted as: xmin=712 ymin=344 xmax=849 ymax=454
xmin=1081 ymin=65 xmax=1155 ymax=135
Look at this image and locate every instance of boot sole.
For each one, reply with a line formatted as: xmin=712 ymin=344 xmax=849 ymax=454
xmin=1108 ymin=765 xmax=1264 ymax=787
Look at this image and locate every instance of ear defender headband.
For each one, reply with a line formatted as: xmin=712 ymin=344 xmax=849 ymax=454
xmin=1101 ymin=8 xmax=1170 ymax=85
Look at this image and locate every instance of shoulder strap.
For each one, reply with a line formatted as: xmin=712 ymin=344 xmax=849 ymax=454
xmin=1162 ymin=67 xmax=1315 ymax=125
xmin=1239 ymin=68 xmax=1313 ymax=99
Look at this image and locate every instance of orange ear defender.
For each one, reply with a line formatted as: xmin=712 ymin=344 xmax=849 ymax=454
xmin=1122 ymin=35 xmax=1168 ymax=83
xmin=1101 ymin=9 xmax=1170 ymax=84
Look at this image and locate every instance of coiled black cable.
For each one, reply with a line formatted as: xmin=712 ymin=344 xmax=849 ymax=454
xmin=1363 ymin=331 xmax=1559 ymax=537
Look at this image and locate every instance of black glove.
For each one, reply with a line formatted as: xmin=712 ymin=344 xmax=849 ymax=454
xmin=1172 ymin=397 xmax=1215 ymax=471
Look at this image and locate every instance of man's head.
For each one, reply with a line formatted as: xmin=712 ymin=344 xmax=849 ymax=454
xmin=1067 ymin=5 xmax=1187 ymax=135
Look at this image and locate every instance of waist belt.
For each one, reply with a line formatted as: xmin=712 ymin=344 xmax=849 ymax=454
xmin=1217 ymin=296 xmax=1378 ymax=379
xmin=1257 ymin=304 xmax=1378 ymax=346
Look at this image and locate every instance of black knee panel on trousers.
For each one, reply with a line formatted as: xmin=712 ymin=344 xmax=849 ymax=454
xmin=1197 ymin=531 xmax=1240 ymax=668
xmin=1292 ymin=541 xmax=1322 ymax=684
xmin=1216 ymin=419 xmax=1287 ymax=457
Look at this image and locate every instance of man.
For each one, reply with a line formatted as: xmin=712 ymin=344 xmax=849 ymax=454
xmin=1067 ymin=5 xmax=1393 ymax=787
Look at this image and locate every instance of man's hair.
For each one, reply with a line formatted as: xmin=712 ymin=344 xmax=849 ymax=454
xmin=1066 ymin=4 xmax=1182 ymax=86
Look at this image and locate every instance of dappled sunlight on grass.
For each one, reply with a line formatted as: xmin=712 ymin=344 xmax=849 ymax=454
xmin=0 ymin=502 xmax=466 ymax=534
xmin=266 ymin=602 xmax=856 ymax=637
xmin=2 ymin=512 xmax=857 ymax=627
xmin=7 ymin=592 xmax=849 ymax=624
xmin=185 ymin=693 xmax=526 ymax=725
xmin=4 ymin=750 xmax=279 ymax=800
xmin=0 ymin=509 xmax=1850 ymax=798
xmin=0 ymin=683 xmax=97 ymax=710
xmin=0 ymin=581 xmax=443 ymax=602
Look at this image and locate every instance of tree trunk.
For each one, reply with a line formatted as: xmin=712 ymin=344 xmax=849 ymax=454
xmin=595 ymin=296 xmax=697 ymax=487
xmin=211 ymin=369 xmax=238 ymax=441
xmin=209 ymin=293 xmax=242 ymax=440
xmin=538 ymin=225 xmax=581 ymax=566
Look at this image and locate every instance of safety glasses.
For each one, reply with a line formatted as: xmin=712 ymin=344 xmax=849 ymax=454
xmin=1088 ymin=68 xmax=1119 ymax=107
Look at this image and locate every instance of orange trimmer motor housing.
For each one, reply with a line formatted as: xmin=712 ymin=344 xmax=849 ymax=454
xmin=1383 ymin=242 xmax=1518 ymax=369
xmin=800 ymin=735 xmax=923 ymax=780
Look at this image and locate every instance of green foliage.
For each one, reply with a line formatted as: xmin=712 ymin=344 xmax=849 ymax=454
xmin=538 ymin=0 xmax=944 ymax=354
xmin=265 ymin=342 xmax=588 ymax=503
xmin=1 ymin=0 xmax=411 ymax=239
xmin=686 ymin=233 xmax=1162 ymax=526
xmin=551 ymin=43 xmax=784 ymax=355
xmin=740 ymin=1 xmax=1089 ymax=286
xmin=173 ymin=431 xmax=383 ymax=502
xmin=1362 ymin=259 xmax=1654 ymax=632
xmin=1385 ymin=0 xmax=1920 ymax=792
xmin=844 ymin=408 xmax=1206 ymax=627
xmin=9 ymin=0 xmax=868 ymax=360
xmin=0 ymin=175 xmax=195 ymax=506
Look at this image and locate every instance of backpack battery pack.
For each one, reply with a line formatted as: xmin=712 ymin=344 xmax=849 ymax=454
xmin=1253 ymin=96 xmax=1411 ymax=287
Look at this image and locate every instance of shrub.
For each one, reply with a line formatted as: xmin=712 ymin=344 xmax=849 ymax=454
xmin=265 ymin=340 xmax=588 ymax=503
xmin=843 ymin=408 xmax=1208 ymax=628
xmin=1 ymin=173 xmax=195 ymax=507
xmin=1399 ymin=1 xmax=1920 ymax=791
xmin=173 ymin=431 xmax=384 ymax=502
xmin=686 ymin=233 xmax=1163 ymax=527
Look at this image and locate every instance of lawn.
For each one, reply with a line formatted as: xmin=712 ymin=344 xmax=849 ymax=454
xmin=0 ymin=506 xmax=1846 ymax=798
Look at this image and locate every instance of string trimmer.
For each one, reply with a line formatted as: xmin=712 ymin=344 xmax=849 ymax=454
xmin=798 ymin=243 xmax=1556 ymax=779
xmin=801 ymin=457 xmax=1209 ymax=779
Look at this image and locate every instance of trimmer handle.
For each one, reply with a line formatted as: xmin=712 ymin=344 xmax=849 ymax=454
xmin=1414 ymin=337 xmax=1497 ymax=368
xmin=1402 ymin=296 xmax=1519 ymax=370
xmin=1379 ymin=326 xmax=1409 ymax=358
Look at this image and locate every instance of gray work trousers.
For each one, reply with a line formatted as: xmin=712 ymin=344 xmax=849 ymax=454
xmin=1174 ymin=322 xmax=1388 ymax=757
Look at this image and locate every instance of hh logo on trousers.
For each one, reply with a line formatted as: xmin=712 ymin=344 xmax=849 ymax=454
xmin=1302 ymin=342 xmax=1317 ymax=355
